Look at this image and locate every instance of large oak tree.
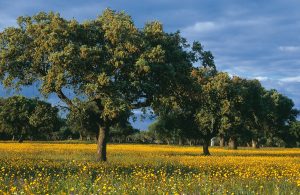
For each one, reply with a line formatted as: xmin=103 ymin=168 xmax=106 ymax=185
xmin=0 ymin=9 xmax=196 ymax=161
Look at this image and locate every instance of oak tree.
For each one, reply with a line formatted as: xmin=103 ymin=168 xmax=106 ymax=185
xmin=0 ymin=9 xmax=195 ymax=161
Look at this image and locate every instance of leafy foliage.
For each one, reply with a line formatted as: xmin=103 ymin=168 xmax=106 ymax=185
xmin=0 ymin=96 xmax=60 ymax=140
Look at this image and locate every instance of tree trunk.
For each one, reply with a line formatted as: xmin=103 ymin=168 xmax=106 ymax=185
xmin=18 ymin=135 xmax=24 ymax=143
xmin=228 ymin=137 xmax=237 ymax=150
xmin=202 ymin=139 xmax=210 ymax=155
xmin=178 ymin=137 xmax=183 ymax=145
xmin=166 ymin=139 xmax=170 ymax=145
xmin=219 ymin=136 xmax=225 ymax=147
xmin=12 ymin=135 xmax=15 ymax=141
xmin=97 ymin=126 xmax=108 ymax=162
xmin=252 ymin=139 xmax=259 ymax=148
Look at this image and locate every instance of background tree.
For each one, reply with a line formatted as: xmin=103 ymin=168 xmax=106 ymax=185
xmin=0 ymin=96 xmax=60 ymax=141
xmin=192 ymin=71 xmax=231 ymax=154
xmin=150 ymin=43 xmax=218 ymax=155
xmin=54 ymin=118 xmax=80 ymax=140
xmin=67 ymin=101 xmax=99 ymax=140
xmin=0 ymin=97 xmax=10 ymax=140
xmin=241 ymin=79 xmax=265 ymax=148
xmin=0 ymin=96 xmax=34 ymax=142
xmin=148 ymin=113 xmax=195 ymax=145
xmin=262 ymin=90 xmax=299 ymax=147
xmin=287 ymin=121 xmax=300 ymax=147
xmin=29 ymin=99 xmax=61 ymax=140
xmin=109 ymin=121 xmax=139 ymax=143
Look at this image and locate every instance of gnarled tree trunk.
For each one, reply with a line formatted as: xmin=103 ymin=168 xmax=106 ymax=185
xmin=202 ymin=138 xmax=210 ymax=155
xmin=97 ymin=126 xmax=108 ymax=162
xmin=228 ymin=137 xmax=237 ymax=150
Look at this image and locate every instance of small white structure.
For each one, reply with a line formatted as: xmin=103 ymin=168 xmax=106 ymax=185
xmin=211 ymin=137 xmax=216 ymax=146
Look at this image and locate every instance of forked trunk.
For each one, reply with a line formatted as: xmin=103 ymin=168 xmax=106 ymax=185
xmin=228 ymin=137 xmax=237 ymax=150
xmin=97 ymin=126 xmax=108 ymax=162
xmin=202 ymin=139 xmax=210 ymax=155
xmin=251 ymin=139 xmax=259 ymax=148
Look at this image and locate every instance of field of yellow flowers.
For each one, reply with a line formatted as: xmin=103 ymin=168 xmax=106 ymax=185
xmin=0 ymin=142 xmax=299 ymax=194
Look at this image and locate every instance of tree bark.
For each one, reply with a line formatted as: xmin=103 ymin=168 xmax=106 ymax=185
xmin=97 ymin=126 xmax=108 ymax=162
xmin=251 ymin=139 xmax=259 ymax=148
xmin=228 ymin=137 xmax=237 ymax=150
xmin=202 ymin=138 xmax=210 ymax=155
xmin=219 ymin=136 xmax=225 ymax=147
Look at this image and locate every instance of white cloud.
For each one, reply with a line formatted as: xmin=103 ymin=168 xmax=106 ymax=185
xmin=181 ymin=17 xmax=274 ymax=41
xmin=182 ymin=21 xmax=218 ymax=34
xmin=254 ymin=76 xmax=269 ymax=81
xmin=278 ymin=46 xmax=300 ymax=52
xmin=279 ymin=76 xmax=300 ymax=83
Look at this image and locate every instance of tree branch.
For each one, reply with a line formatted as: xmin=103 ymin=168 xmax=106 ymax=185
xmin=56 ymin=89 xmax=74 ymax=109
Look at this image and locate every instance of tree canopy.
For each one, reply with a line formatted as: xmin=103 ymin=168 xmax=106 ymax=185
xmin=0 ymin=96 xmax=60 ymax=141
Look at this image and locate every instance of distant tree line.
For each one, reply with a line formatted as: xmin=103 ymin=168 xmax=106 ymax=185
xmin=0 ymin=85 xmax=299 ymax=155
xmin=62 ymin=49 xmax=300 ymax=155
xmin=147 ymin=71 xmax=300 ymax=154
xmin=0 ymin=96 xmax=139 ymax=142
xmin=0 ymin=96 xmax=61 ymax=141
xmin=0 ymin=9 xmax=299 ymax=160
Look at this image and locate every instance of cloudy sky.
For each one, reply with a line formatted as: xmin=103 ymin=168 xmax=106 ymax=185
xmin=0 ymin=0 xmax=299 ymax=129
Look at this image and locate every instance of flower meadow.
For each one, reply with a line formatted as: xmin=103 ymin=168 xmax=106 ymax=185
xmin=0 ymin=143 xmax=299 ymax=194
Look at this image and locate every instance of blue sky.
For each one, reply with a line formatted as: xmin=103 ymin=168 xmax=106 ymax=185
xmin=0 ymin=0 xmax=299 ymax=129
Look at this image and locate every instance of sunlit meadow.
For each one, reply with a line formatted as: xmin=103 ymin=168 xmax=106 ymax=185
xmin=0 ymin=143 xmax=299 ymax=194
